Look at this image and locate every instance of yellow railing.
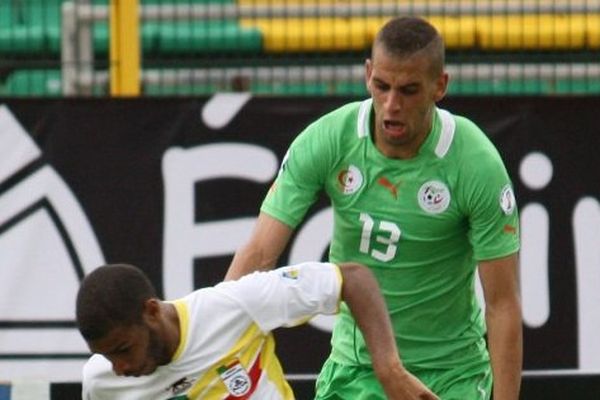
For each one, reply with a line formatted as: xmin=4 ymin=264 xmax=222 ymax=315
xmin=110 ymin=0 xmax=141 ymax=96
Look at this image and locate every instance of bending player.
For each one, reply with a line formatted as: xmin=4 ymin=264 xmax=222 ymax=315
xmin=76 ymin=262 xmax=438 ymax=399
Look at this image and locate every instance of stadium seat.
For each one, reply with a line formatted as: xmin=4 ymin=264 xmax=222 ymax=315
xmin=243 ymin=13 xmax=599 ymax=53
xmin=240 ymin=17 xmax=374 ymax=52
xmin=0 ymin=0 xmax=259 ymax=56
xmin=1 ymin=70 xmax=62 ymax=96
xmin=1 ymin=1 xmax=598 ymax=56
xmin=587 ymin=15 xmax=600 ymax=48
xmin=0 ymin=0 xmax=61 ymax=54
xmin=154 ymin=22 xmax=262 ymax=54
xmin=1 ymin=0 xmax=598 ymax=97
xmin=476 ymin=14 xmax=587 ymax=50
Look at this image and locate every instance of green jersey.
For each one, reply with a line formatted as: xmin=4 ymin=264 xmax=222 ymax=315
xmin=261 ymin=99 xmax=520 ymax=373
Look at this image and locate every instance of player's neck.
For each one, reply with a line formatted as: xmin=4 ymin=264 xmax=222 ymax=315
xmin=161 ymin=302 xmax=181 ymax=361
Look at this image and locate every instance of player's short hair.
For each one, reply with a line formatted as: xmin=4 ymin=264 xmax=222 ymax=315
xmin=373 ymin=16 xmax=445 ymax=77
xmin=76 ymin=264 xmax=157 ymax=341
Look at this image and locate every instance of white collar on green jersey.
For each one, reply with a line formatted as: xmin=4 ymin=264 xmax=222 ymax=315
xmin=357 ymin=99 xmax=372 ymax=139
xmin=435 ymin=108 xmax=456 ymax=158
xmin=356 ymin=99 xmax=456 ymax=159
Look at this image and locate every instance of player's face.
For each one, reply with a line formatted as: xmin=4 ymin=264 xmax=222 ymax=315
xmin=365 ymin=44 xmax=448 ymax=159
xmin=88 ymin=322 xmax=169 ymax=377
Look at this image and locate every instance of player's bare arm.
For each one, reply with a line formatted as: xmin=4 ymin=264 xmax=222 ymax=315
xmin=479 ymin=253 xmax=522 ymax=400
xmin=226 ymin=212 xmax=294 ymax=280
xmin=339 ymin=263 xmax=439 ymax=400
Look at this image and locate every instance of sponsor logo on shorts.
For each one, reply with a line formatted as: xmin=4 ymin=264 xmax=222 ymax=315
xmin=418 ymin=181 xmax=451 ymax=214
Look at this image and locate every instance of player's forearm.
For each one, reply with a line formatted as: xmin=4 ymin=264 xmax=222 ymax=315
xmin=225 ymin=245 xmax=276 ymax=281
xmin=340 ymin=263 xmax=439 ymax=398
xmin=338 ymin=263 xmax=402 ymax=373
xmin=486 ymin=299 xmax=523 ymax=400
xmin=225 ymin=212 xmax=293 ymax=281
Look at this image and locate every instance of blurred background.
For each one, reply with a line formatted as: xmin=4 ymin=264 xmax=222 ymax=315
xmin=1 ymin=1 xmax=600 ymax=399
xmin=0 ymin=0 xmax=599 ymax=97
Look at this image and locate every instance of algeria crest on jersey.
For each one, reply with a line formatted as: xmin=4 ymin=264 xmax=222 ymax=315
xmin=418 ymin=180 xmax=451 ymax=214
xmin=337 ymin=165 xmax=363 ymax=195
xmin=218 ymin=360 xmax=251 ymax=396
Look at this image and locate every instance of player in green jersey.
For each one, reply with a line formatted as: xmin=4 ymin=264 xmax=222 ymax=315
xmin=226 ymin=16 xmax=522 ymax=400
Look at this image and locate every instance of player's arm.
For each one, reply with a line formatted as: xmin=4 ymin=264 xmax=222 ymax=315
xmin=225 ymin=212 xmax=294 ymax=281
xmin=226 ymin=118 xmax=331 ymax=281
xmin=339 ymin=263 xmax=439 ymax=400
xmin=478 ymin=252 xmax=522 ymax=400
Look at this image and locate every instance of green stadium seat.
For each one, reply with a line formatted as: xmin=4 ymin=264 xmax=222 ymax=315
xmin=154 ymin=22 xmax=262 ymax=53
xmin=0 ymin=0 xmax=256 ymax=56
xmin=1 ymin=70 xmax=62 ymax=96
xmin=0 ymin=26 xmax=47 ymax=54
xmin=3 ymin=67 xmax=599 ymax=97
xmin=449 ymin=78 xmax=600 ymax=95
xmin=0 ymin=0 xmax=61 ymax=54
xmin=0 ymin=3 xmax=12 ymax=28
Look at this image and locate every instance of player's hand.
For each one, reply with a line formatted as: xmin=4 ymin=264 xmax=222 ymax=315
xmin=377 ymin=366 xmax=440 ymax=400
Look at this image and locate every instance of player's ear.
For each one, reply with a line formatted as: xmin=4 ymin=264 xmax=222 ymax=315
xmin=365 ymin=58 xmax=373 ymax=93
xmin=433 ymin=72 xmax=449 ymax=102
xmin=142 ymin=298 xmax=161 ymax=325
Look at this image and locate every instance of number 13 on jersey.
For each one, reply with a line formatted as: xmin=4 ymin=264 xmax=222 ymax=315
xmin=359 ymin=213 xmax=402 ymax=262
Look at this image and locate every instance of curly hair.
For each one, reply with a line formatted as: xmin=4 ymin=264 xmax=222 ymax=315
xmin=76 ymin=264 xmax=157 ymax=341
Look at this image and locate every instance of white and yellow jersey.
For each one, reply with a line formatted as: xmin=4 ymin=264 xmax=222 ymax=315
xmin=82 ymin=262 xmax=342 ymax=400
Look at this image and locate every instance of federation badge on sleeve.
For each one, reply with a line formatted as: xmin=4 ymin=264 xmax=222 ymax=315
xmin=499 ymin=184 xmax=516 ymax=215
xmin=281 ymin=266 xmax=300 ymax=280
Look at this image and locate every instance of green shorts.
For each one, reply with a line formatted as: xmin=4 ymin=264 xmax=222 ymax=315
xmin=314 ymin=358 xmax=492 ymax=400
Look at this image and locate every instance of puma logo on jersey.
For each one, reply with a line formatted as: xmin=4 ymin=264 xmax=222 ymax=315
xmin=377 ymin=177 xmax=402 ymax=199
xmin=503 ymin=224 xmax=517 ymax=234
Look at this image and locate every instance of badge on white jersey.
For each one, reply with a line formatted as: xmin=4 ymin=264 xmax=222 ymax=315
xmin=281 ymin=266 xmax=300 ymax=280
xmin=499 ymin=184 xmax=516 ymax=215
xmin=337 ymin=165 xmax=363 ymax=195
xmin=218 ymin=360 xmax=251 ymax=396
xmin=418 ymin=181 xmax=451 ymax=214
